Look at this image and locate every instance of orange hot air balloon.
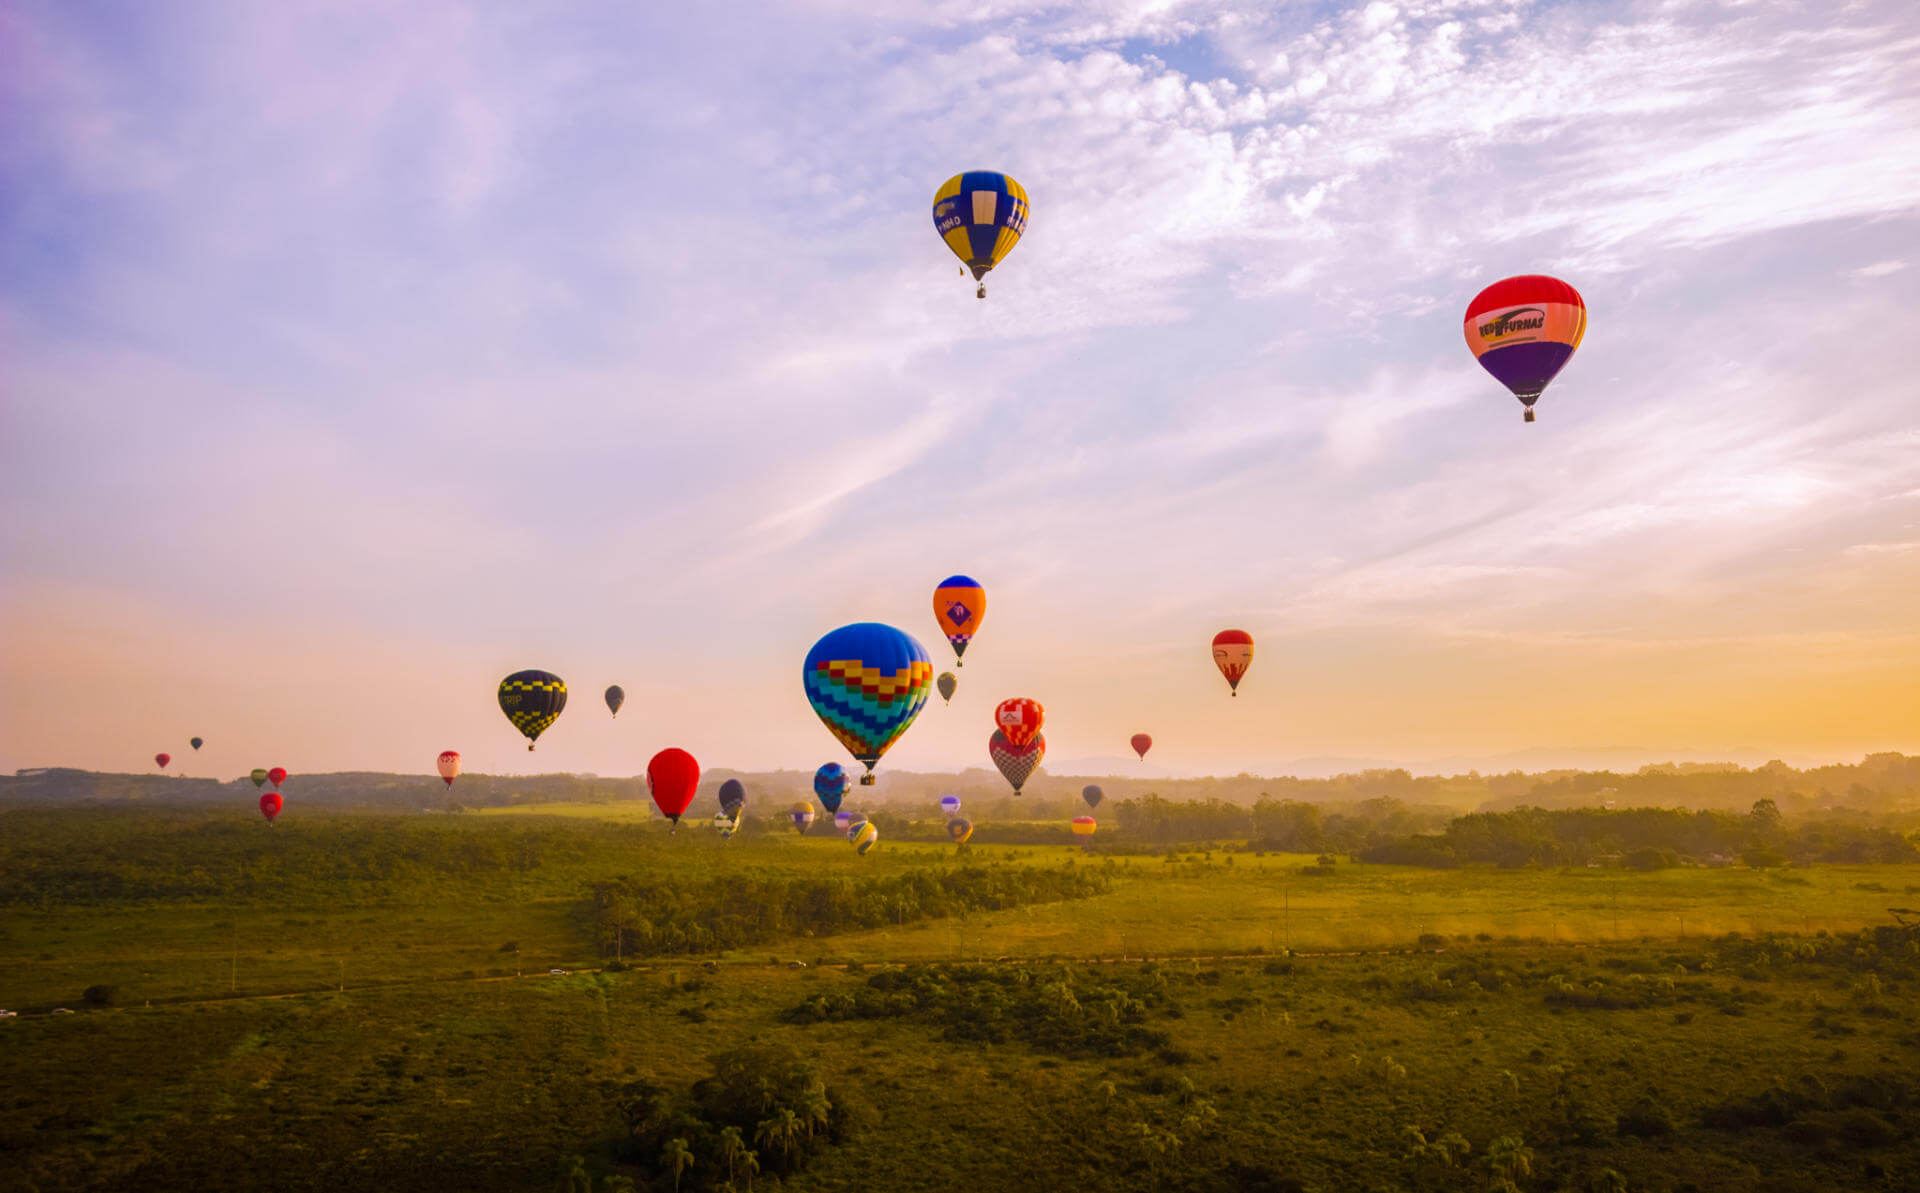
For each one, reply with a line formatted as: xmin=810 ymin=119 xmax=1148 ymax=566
xmin=436 ymin=750 xmax=461 ymax=787
xmin=1130 ymin=733 xmax=1152 ymax=760
xmin=1071 ymin=815 xmax=1096 ymax=842
xmin=933 ymin=575 xmax=987 ymax=667
xmin=994 ymin=697 xmax=1043 ymax=748
xmin=1211 ymin=630 xmax=1253 ymax=696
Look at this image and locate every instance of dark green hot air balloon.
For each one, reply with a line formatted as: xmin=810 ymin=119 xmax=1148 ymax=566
xmin=190 ymin=737 xmax=203 ymax=751
xmin=498 ymin=670 xmax=567 ymax=750
xmin=249 ymin=768 xmax=269 ymax=788
xmin=605 ymin=685 xmax=625 ymax=717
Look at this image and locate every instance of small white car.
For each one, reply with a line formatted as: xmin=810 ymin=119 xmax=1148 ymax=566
xmin=548 ymin=968 xmax=569 ymax=976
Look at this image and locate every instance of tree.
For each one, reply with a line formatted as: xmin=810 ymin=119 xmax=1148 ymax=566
xmin=740 ymin=1149 xmax=760 ymax=1192
xmin=557 ymin=1154 xmax=590 ymax=1193
xmin=756 ymin=1109 xmax=801 ymax=1167
xmin=1486 ymin=1134 xmax=1533 ymax=1188
xmin=661 ymin=1138 xmax=694 ymax=1193
xmin=717 ymin=1126 xmax=748 ymax=1187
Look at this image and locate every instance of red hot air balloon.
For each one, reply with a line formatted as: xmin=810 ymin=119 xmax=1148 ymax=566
xmin=259 ymin=791 xmax=283 ymax=824
xmin=437 ymin=751 xmax=461 ymax=787
xmin=1464 ymin=275 xmax=1586 ymax=422
xmin=267 ymin=767 xmax=288 ymax=790
xmin=989 ymin=730 xmax=1045 ymax=795
xmin=1130 ymin=733 xmax=1153 ymax=760
xmin=154 ymin=753 xmax=170 ymax=770
xmin=647 ymin=748 xmax=700 ymax=832
xmin=994 ymin=697 xmax=1044 ymax=748
xmin=1211 ymin=630 xmax=1254 ymax=696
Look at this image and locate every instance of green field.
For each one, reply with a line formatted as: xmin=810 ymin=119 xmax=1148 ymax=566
xmin=4 ymin=806 xmax=1919 ymax=1191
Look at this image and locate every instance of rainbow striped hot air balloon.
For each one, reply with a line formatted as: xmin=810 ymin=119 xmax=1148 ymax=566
xmin=1464 ymin=275 xmax=1586 ymax=423
xmin=803 ymin=623 xmax=934 ymax=786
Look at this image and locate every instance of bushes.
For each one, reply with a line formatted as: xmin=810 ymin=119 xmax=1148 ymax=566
xmin=81 ymin=984 xmax=117 ymax=1007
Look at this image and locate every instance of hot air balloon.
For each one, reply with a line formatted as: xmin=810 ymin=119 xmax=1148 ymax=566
xmin=939 ymin=794 xmax=961 ymax=817
xmin=647 ymin=748 xmax=700 ymax=831
xmin=851 ymin=820 xmax=879 ymax=855
xmin=947 ymin=817 xmax=974 ymax=845
xmin=932 ymin=173 xmax=1028 ymax=298
xmin=834 ymin=810 xmax=853 ymax=833
xmin=498 ymin=670 xmax=566 ymax=749
xmin=259 ymin=791 xmax=283 ymax=824
xmin=932 ymin=575 xmax=987 ymax=666
xmin=994 ymin=697 xmax=1043 ymax=748
xmin=1071 ymin=815 xmax=1096 ymax=843
xmin=604 ymin=685 xmax=624 ymax=717
xmin=437 ymin=750 xmax=461 ymax=787
xmin=937 ymin=672 xmax=957 ymax=704
xmin=154 ymin=753 xmax=170 ymax=770
xmin=267 ymin=766 xmax=287 ymax=790
xmin=1082 ymin=784 xmax=1103 ymax=810
xmin=1212 ymin=630 xmax=1254 ymax=696
xmin=1130 ymin=733 xmax=1153 ymax=760
xmin=190 ymin=737 xmax=203 ymax=751
xmin=711 ymin=811 xmax=739 ymax=838
xmin=1464 ymin=275 xmax=1586 ymax=422
xmin=803 ymin=623 xmax=933 ymax=786
xmin=249 ymin=767 xmax=269 ymax=788
xmin=989 ymin=730 xmax=1045 ymax=795
xmin=790 ymin=802 xmax=816 ymax=834
xmin=813 ymin=763 xmax=849 ymax=813
xmin=718 ymin=778 xmax=747 ymax=819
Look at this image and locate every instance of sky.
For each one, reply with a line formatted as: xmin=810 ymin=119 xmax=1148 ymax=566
xmin=2 ymin=0 xmax=1918 ymax=781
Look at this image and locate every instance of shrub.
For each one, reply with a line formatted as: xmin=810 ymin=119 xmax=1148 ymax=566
xmin=1616 ymin=1097 xmax=1676 ymax=1137
xmin=81 ymin=984 xmax=117 ymax=1007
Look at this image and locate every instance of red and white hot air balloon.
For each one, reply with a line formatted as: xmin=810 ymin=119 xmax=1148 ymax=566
xmin=994 ymin=697 xmax=1044 ymax=748
xmin=436 ymin=751 xmax=461 ymax=787
xmin=1211 ymin=630 xmax=1254 ymax=696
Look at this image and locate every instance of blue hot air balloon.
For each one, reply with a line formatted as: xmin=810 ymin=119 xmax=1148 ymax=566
xmin=803 ymin=623 xmax=933 ymax=786
xmin=814 ymin=763 xmax=849 ymax=814
xmin=939 ymin=794 xmax=961 ymax=817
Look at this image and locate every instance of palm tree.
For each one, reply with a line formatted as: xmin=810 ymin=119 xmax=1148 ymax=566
xmin=1486 ymin=1134 xmax=1533 ymax=1189
xmin=798 ymin=1080 xmax=833 ymax=1140
xmin=756 ymin=1109 xmax=802 ymax=1167
xmin=717 ymin=1126 xmax=747 ymax=1186
xmin=558 ymin=1155 xmax=590 ymax=1193
xmin=662 ymin=1138 xmax=694 ymax=1193
xmin=740 ymin=1149 xmax=760 ymax=1192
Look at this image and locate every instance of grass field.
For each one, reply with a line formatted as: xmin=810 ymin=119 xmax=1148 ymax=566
xmin=4 ymin=805 xmax=1919 ymax=1191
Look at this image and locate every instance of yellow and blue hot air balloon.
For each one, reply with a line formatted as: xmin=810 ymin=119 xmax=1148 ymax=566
xmin=803 ymin=623 xmax=933 ymax=786
xmin=851 ymin=820 xmax=879 ymax=856
xmin=933 ymin=173 xmax=1029 ymax=299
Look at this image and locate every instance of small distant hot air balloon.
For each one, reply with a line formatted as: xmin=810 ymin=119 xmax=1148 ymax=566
xmin=834 ymin=810 xmax=854 ymax=833
xmin=437 ymin=751 xmax=461 ymax=787
xmin=939 ymin=794 xmax=961 ymax=817
xmin=1071 ymin=815 xmax=1096 ymax=844
xmin=814 ymin=763 xmax=849 ymax=814
xmin=947 ymin=817 xmax=974 ymax=845
xmin=267 ymin=766 xmax=287 ymax=790
xmin=259 ymin=791 xmax=283 ymax=824
xmin=851 ymin=820 xmax=879 ymax=855
xmin=790 ymin=802 xmax=816 ymax=834
xmin=994 ymin=697 xmax=1043 ymax=747
xmin=718 ymin=778 xmax=747 ymax=820
xmin=1212 ymin=630 xmax=1254 ymax=696
xmin=1082 ymin=784 xmax=1103 ymax=810
xmin=932 ymin=576 xmax=987 ymax=667
xmin=933 ymin=173 xmax=1029 ymax=299
xmin=711 ymin=811 xmax=739 ymax=839
xmin=498 ymin=670 xmax=567 ymax=749
xmin=249 ymin=768 xmax=269 ymax=788
xmin=803 ymin=623 xmax=933 ymax=786
xmin=647 ymin=748 xmax=700 ymax=831
xmin=937 ymin=672 xmax=957 ymax=705
xmin=1464 ymin=275 xmax=1586 ymax=422
xmin=989 ymin=730 xmax=1045 ymax=795
xmin=605 ymin=685 xmax=625 ymax=717
xmin=190 ymin=737 xmax=203 ymax=751
xmin=1130 ymin=733 xmax=1153 ymax=760
xmin=154 ymin=753 xmax=170 ymax=770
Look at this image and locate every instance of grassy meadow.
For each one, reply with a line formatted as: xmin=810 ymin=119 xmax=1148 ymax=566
xmin=4 ymin=804 xmax=1919 ymax=1191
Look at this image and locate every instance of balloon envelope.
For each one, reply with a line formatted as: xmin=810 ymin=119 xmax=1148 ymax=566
xmin=498 ymin=670 xmax=567 ymax=749
xmin=1212 ymin=630 xmax=1254 ymax=695
xmin=813 ymin=763 xmax=849 ymax=813
xmin=718 ymin=778 xmax=747 ymax=818
xmin=1071 ymin=815 xmax=1096 ymax=838
xmin=189 ymin=737 xmax=203 ymax=751
xmin=932 ymin=174 xmax=1029 ymax=284
xmin=803 ymin=623 xmax=933 ymax=780
xmin=932 ymin=575 xmax=987 ymax=664
xmin=249 ymin=768 xmax=269 ymax=788
xmin=1082 ymin=784 xmax=1103 ymax=810
xmin=267 ymin=767 xmax=287 ymax=789
xmin=259 ymin=792 xmax=283 ymax=823
xmin=989 ymin=730 xmax=1045 ymax=795
xmin=647 ymin=748 xmax=700 ymax=825
xmin=604 ymin=685 xmax=625 ymax=717
xmin=154 ymin=753 xmax=170 ymax=769
xmin=1464 ymin=275 xmax=1586 ymax=418
xmin=947 ymin=817 xmax=974 ymax=845
xmin=1130 ymin=733 xmax=1153 ymax=760
xmin=937 ymin=672 xmax=957 ymax=704
xmin=834 ymin=811 xmax=853 ymax=833
xmin=437 ymin=750 xmax=461 ymax=787
xmin=851 ymin=820 xmax=879 ymax=855
xmin=790 ymin=802 xmax=816 ymax=834
xmin=939 ymin=794 xmax=961 ymax=817
xmin=993 ymin=697 xmax=1043 ymax=748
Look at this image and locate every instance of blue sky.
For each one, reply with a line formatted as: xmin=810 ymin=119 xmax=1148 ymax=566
xmin=3 ymin=0 xmax=1918 ymax=779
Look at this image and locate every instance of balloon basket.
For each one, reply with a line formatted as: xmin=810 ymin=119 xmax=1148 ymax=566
xmin=976 ymin=284 xmax=986 ymax=299
xmin=860 ymin=774 xmax=875 ymax=787
xmin=1524 ymin=408 xmax=1536 ymax=423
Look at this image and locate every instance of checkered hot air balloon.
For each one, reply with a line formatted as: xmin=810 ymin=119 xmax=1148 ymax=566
xmin=1464 ymin=275 xmax=1586 ymax=423
xmin=989 ymin=730 xmax=1045 ymax=795
xmin=813 ymin=763 xmax=849 ymax=813
xmin=803 ymin=623 xmax=933 ymax=786
xmin=932 ymin=174 xmax=1028 ymax=299
xmin=498 ymin=670 xmax=567 ymax=750
xmin=994 ymin=698 xmax=1044 ymax=748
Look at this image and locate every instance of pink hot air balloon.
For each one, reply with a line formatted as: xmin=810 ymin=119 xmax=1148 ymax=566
xmin=436 ymin=751 xmax=461 ymax=787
